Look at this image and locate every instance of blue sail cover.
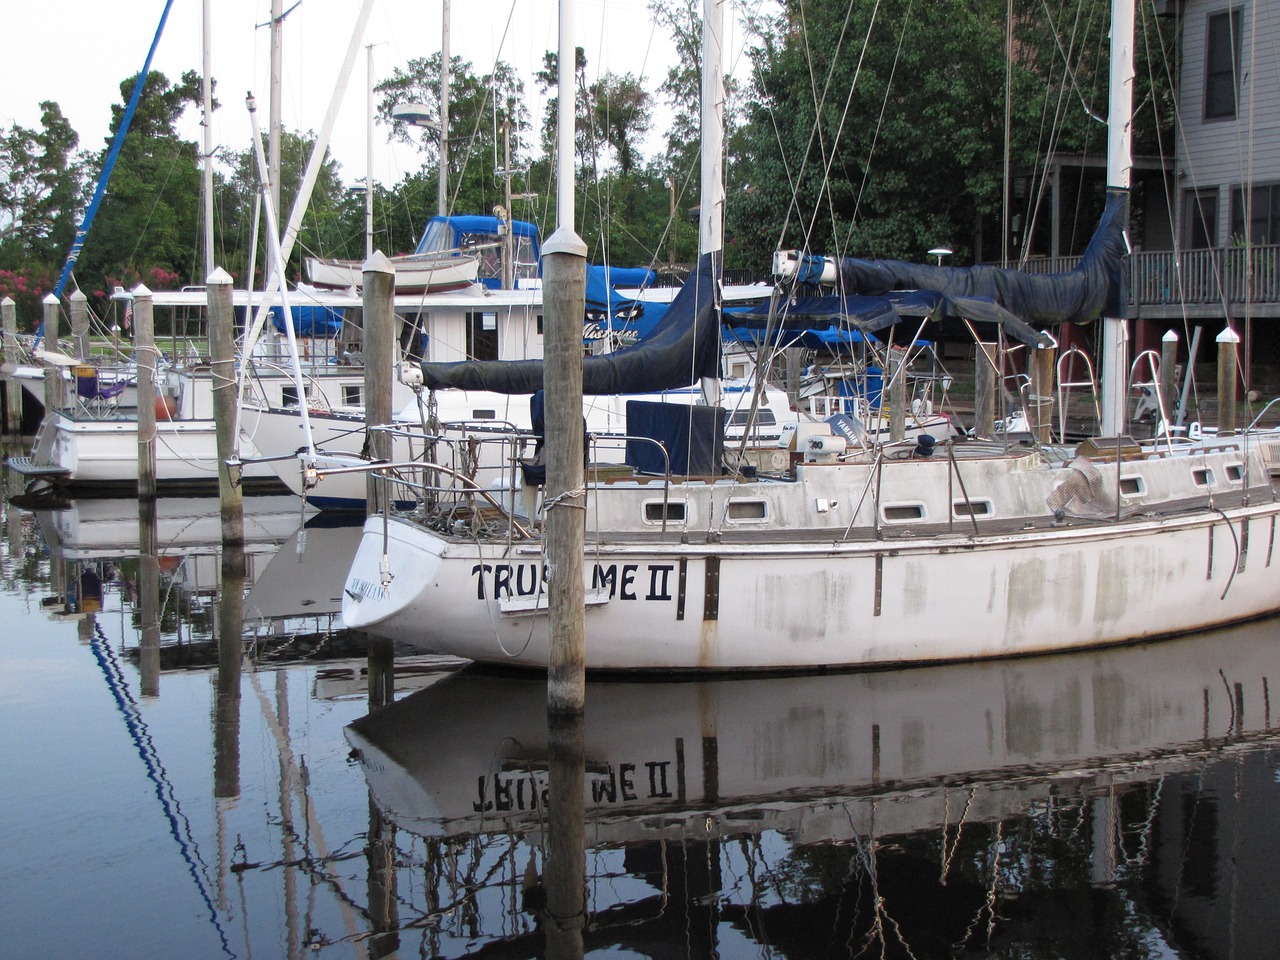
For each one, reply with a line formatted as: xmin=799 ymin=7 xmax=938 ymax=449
xmin=810 ymin=189 xmax=1129 ymax=331
xmin=726 ymin=289 xmax=1051 ymax=346
xmin=419 ymin=253 xmax=721 ymax=395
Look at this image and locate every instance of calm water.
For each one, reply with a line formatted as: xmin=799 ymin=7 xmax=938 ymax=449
xmin=3 ymin=471 xmax=1280 ymax=959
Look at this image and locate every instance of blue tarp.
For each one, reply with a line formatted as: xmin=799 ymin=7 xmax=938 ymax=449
xmin=269 ymin=304 xmax=344 ymax=338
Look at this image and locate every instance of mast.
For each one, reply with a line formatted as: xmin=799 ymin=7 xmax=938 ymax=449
xmin=438 ymin=0 xmax=450 ymax=216
xmin=1099 ymin=0 xmax=1135 ymax=436
xmin=366 ymin=43 xmax=375 ymax=260
xmin=699 ymin=0 xmax=725 ymax=406
xmin=270 ymin=0 xmax=283 ymax=221
xmin=201 ymin=0 xmax=215 ymax=278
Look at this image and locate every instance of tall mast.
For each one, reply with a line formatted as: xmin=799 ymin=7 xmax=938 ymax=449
xmin=1100 ymin=0 xmax=1135 ymax=436
xmin=201 ymin=0 xmax=215 ymax=278
xmin=438 ymin=0 xmax=450 ymax=216
xmin=269 ymin=0 xmax=283 ymax=222
xmin=366 ymin=43 xmax=375 ymax=260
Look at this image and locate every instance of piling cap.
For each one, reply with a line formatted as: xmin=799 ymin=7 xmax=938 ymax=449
xmin=132 ymin=282 xmax=152 ymax=298
xmin=1216 ymin=326 xmax=1241 ymax=344
xmin=207 ymin=267 xmax=233 ymax=286
xmin=43 ymin=293 xmax=59 ymax=305
xmin=1 ymin=296 xmax=14 ymax=307
xmin=69 ymin=289 xmax=87 ymax=303
xmin=543 ymin=225 xmax=588 ymax=258
xmin=1162 ymin=329 xmax=1179 ymax=342
xmin=362 ymin=250 xmax=396 ymax=276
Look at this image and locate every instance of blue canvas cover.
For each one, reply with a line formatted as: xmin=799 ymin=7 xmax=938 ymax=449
xmin=419 ymin=252 xmax=722 ymax=395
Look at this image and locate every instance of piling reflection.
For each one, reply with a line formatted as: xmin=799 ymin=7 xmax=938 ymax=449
xmin=346 ymin=618 xmax=1280 ymax=956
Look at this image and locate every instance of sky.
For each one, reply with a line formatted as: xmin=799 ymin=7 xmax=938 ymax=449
xmin=3 ymin=0 xmax=754 ymax=191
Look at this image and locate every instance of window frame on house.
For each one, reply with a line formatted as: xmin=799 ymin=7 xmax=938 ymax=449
xmin=1182 ymin=187 xmax=1219 ymax=248
xmin=1204 ymin=8 xmax=1242 ymax=121
xmin=1230 ymin=182 xmax=1280 ymax=246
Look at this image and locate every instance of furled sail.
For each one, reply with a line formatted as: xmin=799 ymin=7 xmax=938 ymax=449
xmin=420 ymin=252 xmax=721 ymax=395
xmin=782 ymin=189 xmax=1129 ymax=332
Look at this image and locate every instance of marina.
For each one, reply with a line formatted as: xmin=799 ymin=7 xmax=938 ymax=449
xmin=8 ymin=0 xmax=1280 ymax=954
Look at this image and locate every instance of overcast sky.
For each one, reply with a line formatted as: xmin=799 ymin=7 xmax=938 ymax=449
xmin=4 ymin=0 xmax=754 ymax=190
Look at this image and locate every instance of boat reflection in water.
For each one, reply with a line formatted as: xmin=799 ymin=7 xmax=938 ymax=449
xmin=347 ymin=618 xmax=1280 ymax=956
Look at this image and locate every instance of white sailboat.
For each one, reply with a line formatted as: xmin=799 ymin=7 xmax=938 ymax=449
xmin=337 ymin=0 xmax=1280 ymax=672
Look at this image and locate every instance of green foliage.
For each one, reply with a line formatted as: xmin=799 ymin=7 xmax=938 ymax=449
xmin=0 ymin=102 xmax=88 ymax=271
xmin=216 ymin=128 xmax=357 ymax=288
xmin=75 ymin=70 xmax=203 ymax=307
xmin=725 ymin=0 xmax=1174 ymax=272
xmin=375 ymin=53 xmax=530 ymax=225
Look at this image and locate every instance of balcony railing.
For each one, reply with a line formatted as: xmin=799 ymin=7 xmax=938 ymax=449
xmin=1015 ymin=245 xmax=1280 ymax=308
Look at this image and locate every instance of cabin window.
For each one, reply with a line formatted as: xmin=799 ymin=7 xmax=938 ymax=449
xmin=1204 ymin=9 xmax=1242 ymax=121
xmin=881 ymin=502 xmax=926 ymax=523
xmin=281 ymin=385 xmax=299 ymax=406
xmin=1118 ymin=475 xmax=1145 ymax=497
xmin=342 ymin=384 xmax=362 ymax=406
xmin=466 ymin=311 xmax=499 ymax=361
xmin=1230 ymin=183 xmax=1280 ymax=245
xmin=730 ymin=362 xmax=748 ymax=378
xmin=725 ymin=499 xmax=768 ymax=523
xmin=1193 ymin=467 xmax=1215 ymax=487
xmin=644 ymin=500 xmax=687 ymax=524
xmin=726 ymin=409 xmax=777 ymax=427
xmin=1226 ymin=463 xmax=1245 ymax=482
xmin=1182 ymin=188 xmax=1218 ymax=248
xmin=536 ymin=314 xmax=544 ymax=335
xmin=472 ymin=409 xmax=496 ymax=420
xmin=952 ymin=499 xmax=992 ymax=519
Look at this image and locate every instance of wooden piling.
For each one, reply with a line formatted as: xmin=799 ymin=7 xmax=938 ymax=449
xmin=42 ymin=293 xmax=62 ymax=414
xmin=69 ymin=289 xmax=90 ymax=360
xmin=134 ymin=284 xmax=157 ymax=499
xmin=362 ymin=252 xmax=396 ymax=515
xmin=888 ymin=349 xmax=906 ymax=442
xmin=1030 ymin=341 xmax=1056 ymax=444
xmin=1217 ymin=326 xmax=1240 ymax=434
xmin=974 ymin=342 xmax=999 ymax=438
xmin=2 ymin=297 xmax=21 ymax=434
xmin=543 ymin=231 xmax=589 ymax=717
xmin=207 ymin=268 xmax=244 ymax=544
xmin=1159 ymin=330 xmax=1178 ymax=424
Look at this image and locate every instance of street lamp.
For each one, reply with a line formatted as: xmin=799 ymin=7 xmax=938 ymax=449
xmin=392 ymin=102 xmax=445 ymax=216
xmin=927 ymin=246 xmax=952 ymax=266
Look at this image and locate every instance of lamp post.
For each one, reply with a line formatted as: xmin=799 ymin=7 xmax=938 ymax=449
xmin=927 ymin=246 xmax=952 ymax=266
xmin=391 ymin=102 xmax=444 ymax=215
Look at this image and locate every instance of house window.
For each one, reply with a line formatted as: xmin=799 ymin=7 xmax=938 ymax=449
xmin=1230 ymin=183 xmax=1280 ymax=245
xmin=1182 ymin=188 xmax=1218 ymax=248
xmin=1205 ymin=9 xmax=1241 ymax=120
xmin=466 ymin=311 xmax=499 ymax=361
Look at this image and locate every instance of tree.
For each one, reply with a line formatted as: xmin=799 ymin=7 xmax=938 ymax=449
xmin=374 ymin=54 xmax=530 ymax=222
xmin=217 ymin=129 xmax=356 ymax=288
xmin=0 ymin=102 xmax=87 ymax=272
xmin=724 ymin=0 xmax=1173 ymax=273
xmin=75 ymin=70 xmax=204 ymax=302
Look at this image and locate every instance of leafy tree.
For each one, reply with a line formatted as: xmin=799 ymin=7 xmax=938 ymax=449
xmin=75 ymin=70 xmax=203 ymax=303
xmin=374 ymin=54 xmax=530 ymax=223
xmin=724 ymin=0 xmax=1173 ymax=273
xmin=217 ymin=129 xmax=357 ymax=287
xmin=0 ymin=102 xmax=87 ymax=271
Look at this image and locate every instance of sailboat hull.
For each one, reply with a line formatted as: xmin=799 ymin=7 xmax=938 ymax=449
xmin=343 ymin=448 xmax=1280 ymax=671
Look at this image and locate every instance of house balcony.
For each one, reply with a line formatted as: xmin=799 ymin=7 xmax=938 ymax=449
xmin=1018 ymin=246 xmax=1280 ymax=320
